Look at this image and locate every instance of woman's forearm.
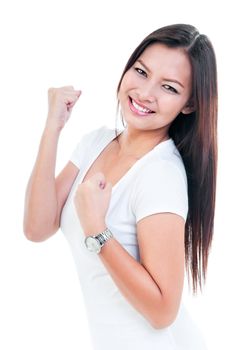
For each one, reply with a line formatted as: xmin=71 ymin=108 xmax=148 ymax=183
xmin=85 ymin=223 xmax=167 ymax=329
xmin=23 ymin=125 xmax=61 ymax=240
xmin=24 ymin=87 xmax=82 ymax=241
xmin=99 ymin=238 xmax=165 ymax=328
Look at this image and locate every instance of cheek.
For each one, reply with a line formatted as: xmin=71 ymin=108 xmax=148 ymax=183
xmin=118 ymin=82 xmax=130 ymax=104
xmin=120 ymin=71 xmax=138 ymax=92
xmin=153 ymin=101 xmax=180 ymax=126
xmin=159 ymin=94 xmax=185 ymax=115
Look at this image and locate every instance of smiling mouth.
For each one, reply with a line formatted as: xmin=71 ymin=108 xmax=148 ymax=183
xmin=129 ymin=96 xmax=155 ymax=115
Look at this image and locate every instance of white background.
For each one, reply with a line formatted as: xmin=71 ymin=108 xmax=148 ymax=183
xmin=0 ymin=0 xmax=231 ymax=349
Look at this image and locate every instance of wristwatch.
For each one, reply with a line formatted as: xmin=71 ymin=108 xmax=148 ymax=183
xmin=84 ymin=228 xmax=114 ymax=254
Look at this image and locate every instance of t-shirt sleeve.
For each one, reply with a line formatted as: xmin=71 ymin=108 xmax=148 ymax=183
xmin=130 ymin=160 xmax=189 ymax=224
xmin=69 ymin=126 xmax=106 ymax=168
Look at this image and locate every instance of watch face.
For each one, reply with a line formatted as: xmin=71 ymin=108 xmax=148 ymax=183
xmin=85 ymin=236 xmax=101 ymax=253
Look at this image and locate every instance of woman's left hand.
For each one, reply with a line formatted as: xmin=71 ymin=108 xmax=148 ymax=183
xmin=73 ymin=172 xmax=112 ymax=236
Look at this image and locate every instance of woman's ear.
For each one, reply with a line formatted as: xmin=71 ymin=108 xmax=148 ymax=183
xmin=181 ymin=99 xmax=195 ymax=114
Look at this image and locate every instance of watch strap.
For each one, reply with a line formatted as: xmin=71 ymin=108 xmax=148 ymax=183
xmin=95 ymin=228 xmax=113 ymax=246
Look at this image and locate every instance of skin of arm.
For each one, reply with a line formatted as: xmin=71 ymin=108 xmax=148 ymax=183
xmin=95 ymin=212 xmax=185 ymax=329
xmin=23 ymin=126 xmax=61 ymax=240
xmin=23 ymin=125 xmax=79 ymax=242
xmin=23 ymin=86 xmax=81 ymax=241
xmin=74 ymin=169 xmax=185 ymax=330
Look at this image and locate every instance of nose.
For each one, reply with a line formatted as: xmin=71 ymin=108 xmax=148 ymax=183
xmin=137 ymin=85 xmax=157 ymax=104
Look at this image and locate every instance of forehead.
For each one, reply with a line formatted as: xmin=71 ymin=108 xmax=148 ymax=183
xmin=138 ymin=43 xmax=192 ymax=81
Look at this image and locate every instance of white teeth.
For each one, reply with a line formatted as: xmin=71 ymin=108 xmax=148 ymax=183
xmin=131 ymin=98 xmax=152 ymax=113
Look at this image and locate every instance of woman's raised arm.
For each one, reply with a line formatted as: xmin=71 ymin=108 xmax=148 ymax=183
xmin=23 ymin=86 xmax=81 ymax=242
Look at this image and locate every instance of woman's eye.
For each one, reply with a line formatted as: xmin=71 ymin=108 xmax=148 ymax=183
xmin=163 ymin=84 xmax=178 ymax=94
xmin=134 ymin=67 xmax=147 ymax=77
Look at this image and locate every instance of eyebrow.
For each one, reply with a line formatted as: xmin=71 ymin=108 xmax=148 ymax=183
xmin=137 ymin=58 xmax=185 ymax=88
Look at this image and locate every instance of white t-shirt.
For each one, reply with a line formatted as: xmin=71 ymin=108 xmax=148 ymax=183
xmin=60 ymin=125 xmax=207 ymax=350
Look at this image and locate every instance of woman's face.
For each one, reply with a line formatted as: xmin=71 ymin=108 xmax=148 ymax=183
xmin=118 ymin=43 xmax=193 ymax=133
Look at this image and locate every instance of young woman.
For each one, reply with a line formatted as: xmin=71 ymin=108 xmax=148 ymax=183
xmin=23 ymin=24 xmax=217 ymax=349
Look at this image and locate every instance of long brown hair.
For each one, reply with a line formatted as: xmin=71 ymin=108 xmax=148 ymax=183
xmin=115 ymin=24 xmax=218 ymax=294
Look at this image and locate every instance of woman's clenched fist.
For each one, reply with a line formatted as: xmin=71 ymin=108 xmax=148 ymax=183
xmin=46 ymin=86 xmax=82 ymax=132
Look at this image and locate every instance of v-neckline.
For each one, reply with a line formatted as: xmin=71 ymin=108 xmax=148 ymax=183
xmin=79 ymin=127 xmax=172 ymax=192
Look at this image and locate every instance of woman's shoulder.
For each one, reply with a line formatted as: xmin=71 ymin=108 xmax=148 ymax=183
xmin=155 ymin=138 xmax=187 ymax=182
xmin=80 ymin=124 xmax=108 ymax=142
xmin=80 ymin=124 xmax=119 ymax=145
xmin=137 ymin=140 xmax=188 ymax=189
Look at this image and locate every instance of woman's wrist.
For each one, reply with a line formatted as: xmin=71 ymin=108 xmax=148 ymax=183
xmin=44 ymin=119 xmax=63 ymax=136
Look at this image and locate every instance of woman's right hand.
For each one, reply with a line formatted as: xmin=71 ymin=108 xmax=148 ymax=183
xmin=46 ymin=86 xmax=82 ymax=132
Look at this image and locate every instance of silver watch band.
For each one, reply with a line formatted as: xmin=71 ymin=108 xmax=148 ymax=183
xmin=95 ymin=228 xmax=113 ymax=246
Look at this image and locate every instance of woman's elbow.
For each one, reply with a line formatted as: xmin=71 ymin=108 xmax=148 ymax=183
xmin=23 ymin=221 xmax=58 ymax=242
xmin=150 ymin=302 xmax=180 ymax=330
xmin=151 ymin=313 xmax=177 ymax=330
